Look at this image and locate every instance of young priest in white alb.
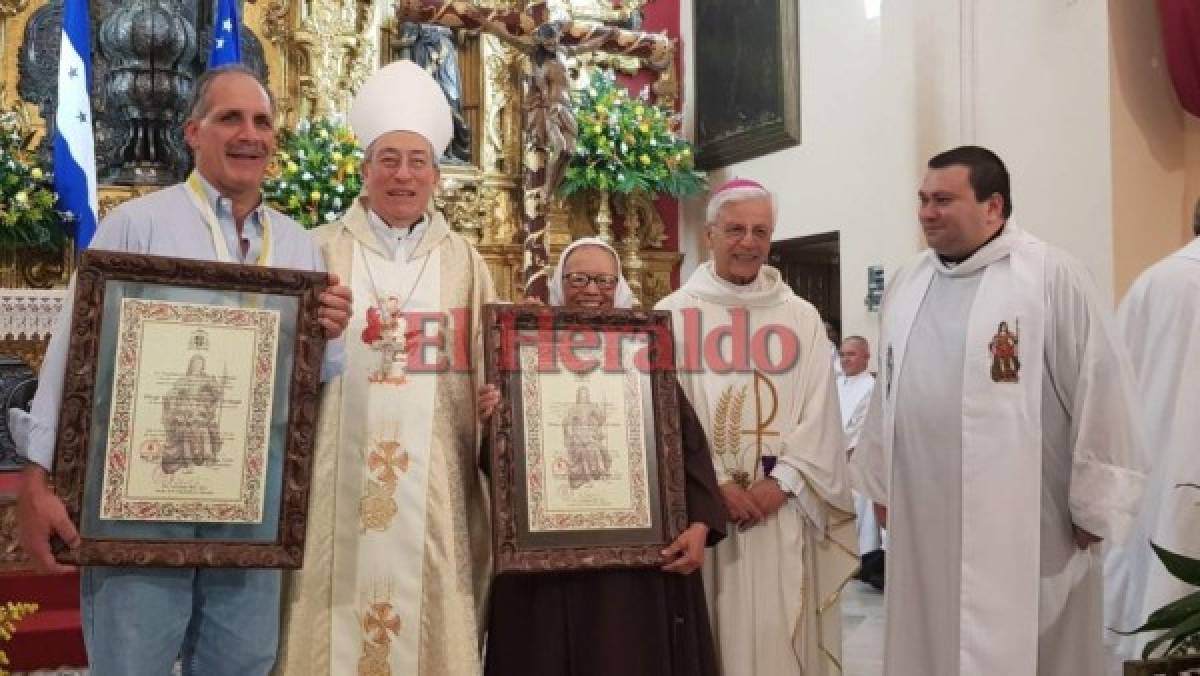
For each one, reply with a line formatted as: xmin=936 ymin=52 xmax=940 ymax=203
xmin=853 ymin=146 xmax=1144 ymax=676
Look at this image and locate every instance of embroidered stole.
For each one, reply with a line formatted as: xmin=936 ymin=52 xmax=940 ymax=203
xmin=878 ymin=234 xmax=1046 ymax=675
xmin=329 ymin=240 xmax=441 ymax=675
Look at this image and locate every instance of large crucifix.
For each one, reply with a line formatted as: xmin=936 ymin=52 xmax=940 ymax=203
xmin=395 ymin=0 xmax=672 ymax=300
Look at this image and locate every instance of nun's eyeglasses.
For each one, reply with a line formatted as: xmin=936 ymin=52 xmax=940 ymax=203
xmin=563 ymin=272 xmax=619 ymax=290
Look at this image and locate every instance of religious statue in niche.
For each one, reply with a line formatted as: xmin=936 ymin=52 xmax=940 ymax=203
xmin=393 ymin=23 xmax=472 ymax=164
xmin=17 ymin=0 xmax=267 ymax=186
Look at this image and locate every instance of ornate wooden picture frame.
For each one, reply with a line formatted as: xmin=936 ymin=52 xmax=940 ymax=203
xmin=693 ymin=0 xmax=802 ymax=169
xmin=484 ymin=304 xmax=687 ymax=573
xmin=52 ymin=250 xmax=328 ymax=568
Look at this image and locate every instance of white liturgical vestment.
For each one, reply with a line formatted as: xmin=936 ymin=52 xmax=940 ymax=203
xmin=277 ymin=199 xmax=495 ymax=676
xmin=839 ymin=371 xmax=877 ymax=554
xmin=657 ymin=262 xmax=858 ymax=676
xmin=1105 ymin=236 xmax=1200 ymax=667
xmin=853 ymin=225 xmax=1144 ymax=676
xmin=838 ymin=372 xmax=874 ymax=451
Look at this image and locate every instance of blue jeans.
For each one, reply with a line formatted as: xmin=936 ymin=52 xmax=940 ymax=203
xmin=81 ymin=566 xmax=280 ymax=676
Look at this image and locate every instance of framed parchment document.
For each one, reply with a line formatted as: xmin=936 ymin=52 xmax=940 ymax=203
xmin=483 ymin=304 xmax=687 ymax=573
xmin=52 ymin=250 xmax=328 ymax=568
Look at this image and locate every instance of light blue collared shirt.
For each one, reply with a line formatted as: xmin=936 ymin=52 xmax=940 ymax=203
xmin=191 ymin=172 xmax=266 ymax=264
xmin=12 ymin=178 xmax=345 ymax=470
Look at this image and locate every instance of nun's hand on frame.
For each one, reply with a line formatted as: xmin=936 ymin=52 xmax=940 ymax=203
xmin=478 ymin=384 xmax=501 ymax=423
xmin=661 ymin=522 xmax=709 ymax=575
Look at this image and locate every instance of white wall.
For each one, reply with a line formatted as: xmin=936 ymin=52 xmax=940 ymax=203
xmin=971 ymin=1 xmax=1115 ymax=300
xmin=680 ymin=0 xmax=921 ymax=348
xmin=678 ymin=0 xmax=1120 ymax=349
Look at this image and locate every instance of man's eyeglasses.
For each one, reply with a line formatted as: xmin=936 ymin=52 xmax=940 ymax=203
xmin=716 ymin=225 xmax=772 ymax=242
xmin=563 ymin=272 xmax=619 ymax=290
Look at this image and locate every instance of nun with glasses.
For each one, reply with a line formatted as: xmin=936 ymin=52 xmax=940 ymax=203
xmin=478 ymin=238 xmax=727 ymax=676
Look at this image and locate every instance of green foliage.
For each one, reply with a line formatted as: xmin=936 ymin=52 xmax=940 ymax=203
xmin=1123 ymin=544 xmax=1200 ymax=659
xmin=263 ymin=118 xmax=364 ymax=229
xmin=559 ymin=71 xmax=704 ymax=199
xmin=0 ymin=113 xmax=69 ymax=250
xmin=1122 ymin=487 xmax=1200 ymax=660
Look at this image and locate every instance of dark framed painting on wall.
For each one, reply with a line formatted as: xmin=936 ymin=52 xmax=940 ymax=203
xmin=694 ymin=0 xmax=801 ymax=169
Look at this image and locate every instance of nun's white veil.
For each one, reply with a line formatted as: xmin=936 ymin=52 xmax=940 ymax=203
xmin=546 ymin=237 xmax=636 ymax=309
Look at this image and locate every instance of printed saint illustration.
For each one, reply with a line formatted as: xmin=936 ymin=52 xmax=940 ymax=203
xmin=561 ymin=386 xmax=611 ymax=490
xmin=160 ymin=354 xmax=224 ymax=474
xmin=989 ymin=320 xmax=1021 ymax=383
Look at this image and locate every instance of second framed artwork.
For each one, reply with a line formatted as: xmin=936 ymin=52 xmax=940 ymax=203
xmin=483 ymin=304 xmax=688 ymax=573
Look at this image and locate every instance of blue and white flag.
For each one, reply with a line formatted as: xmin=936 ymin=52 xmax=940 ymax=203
xmin=208 ymin=0 xmax=243 ymax=67
xmin=53 ymin=0 xmax=99 ymax=250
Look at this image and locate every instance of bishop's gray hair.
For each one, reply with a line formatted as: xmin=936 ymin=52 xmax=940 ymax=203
xmin=705 ymin=184 xmax=777 ymax=227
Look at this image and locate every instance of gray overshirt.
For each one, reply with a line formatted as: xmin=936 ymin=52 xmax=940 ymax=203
xmin=12 ymin=178 xmax=345 ymax=470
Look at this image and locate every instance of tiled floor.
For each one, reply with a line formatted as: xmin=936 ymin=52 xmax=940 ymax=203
xmin=23 ymin=589 xmax=888 ymax=676
xmin=842 ymin=580 xmax=886 ymax=676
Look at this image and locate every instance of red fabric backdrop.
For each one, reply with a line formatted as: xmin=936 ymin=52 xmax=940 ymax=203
xmin=1160 ymin=0 xmax=1200 ymax=118
xmin=615 ymin=0 xmax=683 ymax=258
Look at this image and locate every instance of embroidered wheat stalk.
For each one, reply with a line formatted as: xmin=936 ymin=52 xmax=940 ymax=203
xmin=713 ymin=389 xmax=733 ymax=455
xmin=729 ymin=385 xmax=748 ymax=461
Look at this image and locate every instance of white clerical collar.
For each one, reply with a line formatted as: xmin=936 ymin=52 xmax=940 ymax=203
xmin=934 ymin=224 xmax=1019 ymax=277
xmin=367 ymin=208 xmax=428 ymax=258
xmin=683 ymin=261 xmax=792 ymax=308
xmin=709 ymin=266 xmax=769 ymax=294
xmin=842 ymin=371 xmax=872 ymax=385
xmin=1176 ymin=236 xmax=1200 ymax=263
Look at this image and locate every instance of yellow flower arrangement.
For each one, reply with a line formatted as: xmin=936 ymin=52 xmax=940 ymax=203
xmin=559 ymin=71 xmax=704 ymax=198
xmin=263 ymin=118 xmax=364 ymax=229
xmin=0 ymin=111 xmax=71 ymax=249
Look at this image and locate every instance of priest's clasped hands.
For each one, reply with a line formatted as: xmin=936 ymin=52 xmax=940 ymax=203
xmin=720 ymin=479 xmax=787 ymax=531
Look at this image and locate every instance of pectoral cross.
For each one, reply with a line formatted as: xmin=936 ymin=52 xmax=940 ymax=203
xmin=395 ymin=0 xmax=671 ymax=300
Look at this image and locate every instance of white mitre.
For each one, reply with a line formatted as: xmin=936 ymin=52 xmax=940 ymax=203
xmin=349 ymin=60 xmax=453 ymax=155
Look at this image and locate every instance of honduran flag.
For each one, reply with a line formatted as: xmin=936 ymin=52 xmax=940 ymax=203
xmin=52 ymin=0 xmax=99 ymax=250
xmin=208 ymin=0 xmax=243 ymax=67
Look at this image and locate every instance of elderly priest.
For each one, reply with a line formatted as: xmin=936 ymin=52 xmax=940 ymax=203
xmin=656 ymin=178 xmax=859 ymax=676
xmin=276 ymin=60 xmax=497 ymax=676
